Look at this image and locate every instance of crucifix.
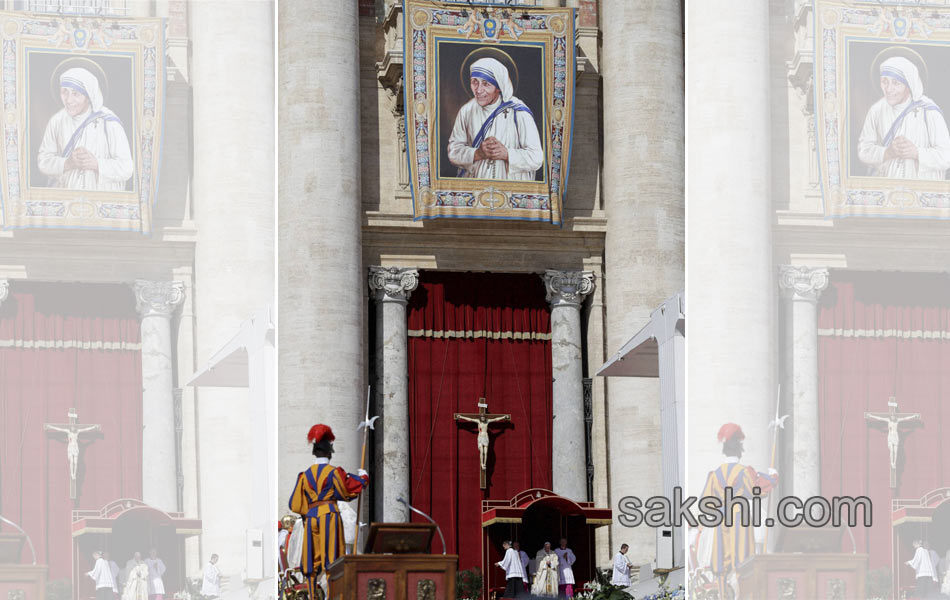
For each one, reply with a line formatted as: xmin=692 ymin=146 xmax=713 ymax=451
xmin=865 ymin=398 xmax=920 ymax=489
xmin=454 ymin=399 xmax=510 ymax=489
xmin=44 ymin=408 xmax=100 ymax=499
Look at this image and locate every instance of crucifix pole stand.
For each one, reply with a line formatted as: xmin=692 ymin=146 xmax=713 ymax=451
xmin=44 ymin=408 xmax=100 ymax=499
xmin=454 ymin=399 xmax=510 ymax=489
xmin=864 ymin=397 xmax=920 ymax=489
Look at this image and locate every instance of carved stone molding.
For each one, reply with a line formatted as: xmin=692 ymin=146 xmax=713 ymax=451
xmin=542 ymin=269 xmax=595 ymax=308
xmin=132 ymin=280 xmax=185 ymax=318
xmin=369 ymin=266 xmax=419 ymax=304
xmin=778 ymin=266 xmax=829 ymax=303
xmin=0 ymin=279 xmax=8 ymax=308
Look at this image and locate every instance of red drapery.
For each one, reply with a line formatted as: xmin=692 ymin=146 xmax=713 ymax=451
xmin=818 ymin=273 xmax=950 ymax=570
xmin=407 ymin=271 xmax=553 ymax=571
xmin=0 ymin=283 xmax=142 ymax=580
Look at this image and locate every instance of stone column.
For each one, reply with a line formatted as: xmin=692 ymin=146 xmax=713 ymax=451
xmin=368 ymin=267 xmax=419 ymax=522
xmin=543 ymin=270 xmax=594 ymax=502
xmin=133 ymin=280 xmax=184 ymax=513
xmin=687 ymin=0 xmax=773 ymax=511
xmin=602 ymin=0 xmax=684 ymax=565
xmin=279 ymin=0 xmax=364 ymax=498
xmin=779 ymin=266 xmax=828 ymax=499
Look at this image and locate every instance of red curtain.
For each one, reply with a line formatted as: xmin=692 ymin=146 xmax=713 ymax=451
xmin=818 ymin=273 xmax=950 ymax=570
xmin=408 ymin=271 xmax=553 ymax=571
xmin=0 ymin=283 xmax=142 ymax=580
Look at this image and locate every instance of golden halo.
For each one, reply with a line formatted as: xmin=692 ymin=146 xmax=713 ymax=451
xmin=50 ymin=57 xmax=109 ymax=105
xmin=869 ymin=45 xmax=928 ymax=91
xmin=459 ymin=46 xmax=519 ymax=98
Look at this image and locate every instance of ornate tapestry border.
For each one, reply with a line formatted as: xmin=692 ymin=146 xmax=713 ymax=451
xmin=0 ymin=12 xmax=165 ymax=233
xmin=814 ymin=0 xmax=950 ymax=219
xmin=403 ymin=0 xmax=575 ymax=225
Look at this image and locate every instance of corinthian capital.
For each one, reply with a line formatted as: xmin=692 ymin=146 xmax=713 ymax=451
xmin=368 ymin=266 xmax=419 ymax=304
xmin=133 ymin=280 xmax=185 ymax=318
xmin=542 ymin=269 xmax=595 ymax=308
xmin=778 ymin=266 xmax=829 ymax=303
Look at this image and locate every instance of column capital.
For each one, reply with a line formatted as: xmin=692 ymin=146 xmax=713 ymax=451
xmin=779 ymin=266 xmax=829 ymax=303
xmin=132 ymin=280 xmax=185 ymax=318
xmin=0 ymin=279 xmax=8 ymax=308
xmin=543 ymin=269 xmax=595 ymax=308
xmin=368 ymin=266 xmax=419 ymax=304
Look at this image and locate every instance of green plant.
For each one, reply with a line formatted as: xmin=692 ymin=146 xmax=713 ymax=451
xmin=575 ymin=568 xmax=634 ymax=600
xmin=866 ymin=568 xmax=892 ymax=600
xmin=46 ymin=578 xmax=72 ymax=600
xmin=456 ymin=567 xmax=482 ymax=600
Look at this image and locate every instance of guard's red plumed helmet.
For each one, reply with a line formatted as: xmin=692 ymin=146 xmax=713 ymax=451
xmin=717 ymin=423 xmax=745 ymax=443
xmin=307 ymin=424 xmax=335 ymax=445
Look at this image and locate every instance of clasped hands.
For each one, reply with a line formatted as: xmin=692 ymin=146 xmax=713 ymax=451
xmin=473 ymin=136 xmax=509 ymax=162
xmin=885 ymin=136 xmax=919 ymax=161
xmin=64 ymin=147 xmax=99 ymax=173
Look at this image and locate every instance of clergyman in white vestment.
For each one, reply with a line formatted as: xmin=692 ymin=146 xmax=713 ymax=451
xmin=144 ymin=549 xmax=166 ymax=600
xmin=37 ymin=67 xmax=134 ymax=191
xmin=531 ymin=543 xmax=559 ymax=598
xmin=554 ymin=538 xmax=577 ymax=598
xmin=611 ymin=544 xmax=633 ymax=587
xmin=447 ymin=57 xmax=543 ymax=181
xmin=857 ymin=56 xmax=950 ymax=180
xmin=201 ymin=554 xmax=220 ymax=598
xmin=86 ymin=551 xmax=116 ymax=600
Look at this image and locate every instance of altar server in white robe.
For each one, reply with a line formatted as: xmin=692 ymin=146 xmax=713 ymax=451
xmin=447 ymin=57 xmax=543 ymax=181
xmin=857 ymin=56 xmax=950 ymax=180
xmin=104 ymin=552 xmax=120 ymax=597
xmin=513 ymin=541 xmax=531 ymax=593
xmin=87 ymin=551 xmax=117 ymax=600
xmin=144 ymin=549 xmax=166 ymax=600
xmin=554 ymin=538 xmax=577 ymax=598
xmin=907 ymin=539 xmax=936 ymax=599
xmin=201 ymin=554 xmax=220 ymax=598
xmin=495 ymin=540 xmax=527 ymax=598
xmin=37 ymin=67 xmax=134 ymax=191
xmin=611 ymin=544 xmax=633 ymax=587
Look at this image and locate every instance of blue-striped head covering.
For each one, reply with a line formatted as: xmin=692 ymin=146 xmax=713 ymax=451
xmin=59 ymin=67 xmax=104 ymax=112
xmin=470 ymin=57 xmax=513 ymax=102
xmin=880 ymin=57 xmax=922 ymax=102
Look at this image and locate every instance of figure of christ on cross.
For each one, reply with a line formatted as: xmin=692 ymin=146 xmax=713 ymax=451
xmin=865 ymin=398 xmax=921 ymax=489
xmin=44 ymin=408 xmax=100 ymax=499
xmin=454 ymin=399 xmax=510 ymax=489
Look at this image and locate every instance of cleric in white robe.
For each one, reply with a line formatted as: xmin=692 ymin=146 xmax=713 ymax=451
xmin=37 ymin=67 xmax=134 ymax=191
xmin=611 ymin=544 xmax=633 ymax=586
xmin=201 ymin=554 xmax=220 ymax=598
xmin=447 ymin=57 xmax=543 ymax=180
xmin=857 ymin=56 xmax=950 ymax=180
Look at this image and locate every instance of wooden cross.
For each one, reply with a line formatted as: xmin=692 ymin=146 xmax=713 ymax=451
xmin=454 ymin=399 xmax=510 ymax=489
xmin=44 ymin=408 xmax=100 ymax=499
xmin=865 ymin=398 xmax=920 ymax=489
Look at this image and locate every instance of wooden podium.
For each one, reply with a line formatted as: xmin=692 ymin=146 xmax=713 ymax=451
xmin=736 ymin=553 xmax=867 ymax=600
xmin=0 ymin=533 xmax=46 ymax=600
xmin=326 ymin=524 xmax=457 ymax=600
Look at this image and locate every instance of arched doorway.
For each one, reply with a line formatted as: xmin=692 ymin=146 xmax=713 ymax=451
xmin=72 ymin=500 xmax=201 ymax=599
xmin=481 ymin=489 xmax=611 ymax=597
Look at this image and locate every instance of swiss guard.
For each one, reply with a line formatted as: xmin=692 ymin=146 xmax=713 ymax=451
xmin=288 ymin=424 xmax=368 ymax=599
xmin=693 ymin=423 xmax=778 ymax=599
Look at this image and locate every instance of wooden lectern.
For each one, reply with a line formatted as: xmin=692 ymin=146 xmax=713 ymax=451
xmin=736 ymin=529 xmax=867 ymax=600
xmin=326 ymin=523 xmax=457 ymax=600
xmin=0 ymin=532 xmax=46 ymax=600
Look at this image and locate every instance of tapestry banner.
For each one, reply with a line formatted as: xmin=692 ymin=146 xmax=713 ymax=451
xmin=403 ymin=0 xmax=575 ymax=225
xmin=0 ymin=12 xmax=164 ymax=232
xmin=815 ymin=1 xmax=950 ymax=219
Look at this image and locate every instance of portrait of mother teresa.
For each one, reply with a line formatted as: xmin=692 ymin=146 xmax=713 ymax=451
xmin=857 ymin=56 xmax=950 ymax=180
xmin=37 ymin=67 xmax=134 ymax=191
xmin=447 ymin=57 xmax=543 ymax=180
